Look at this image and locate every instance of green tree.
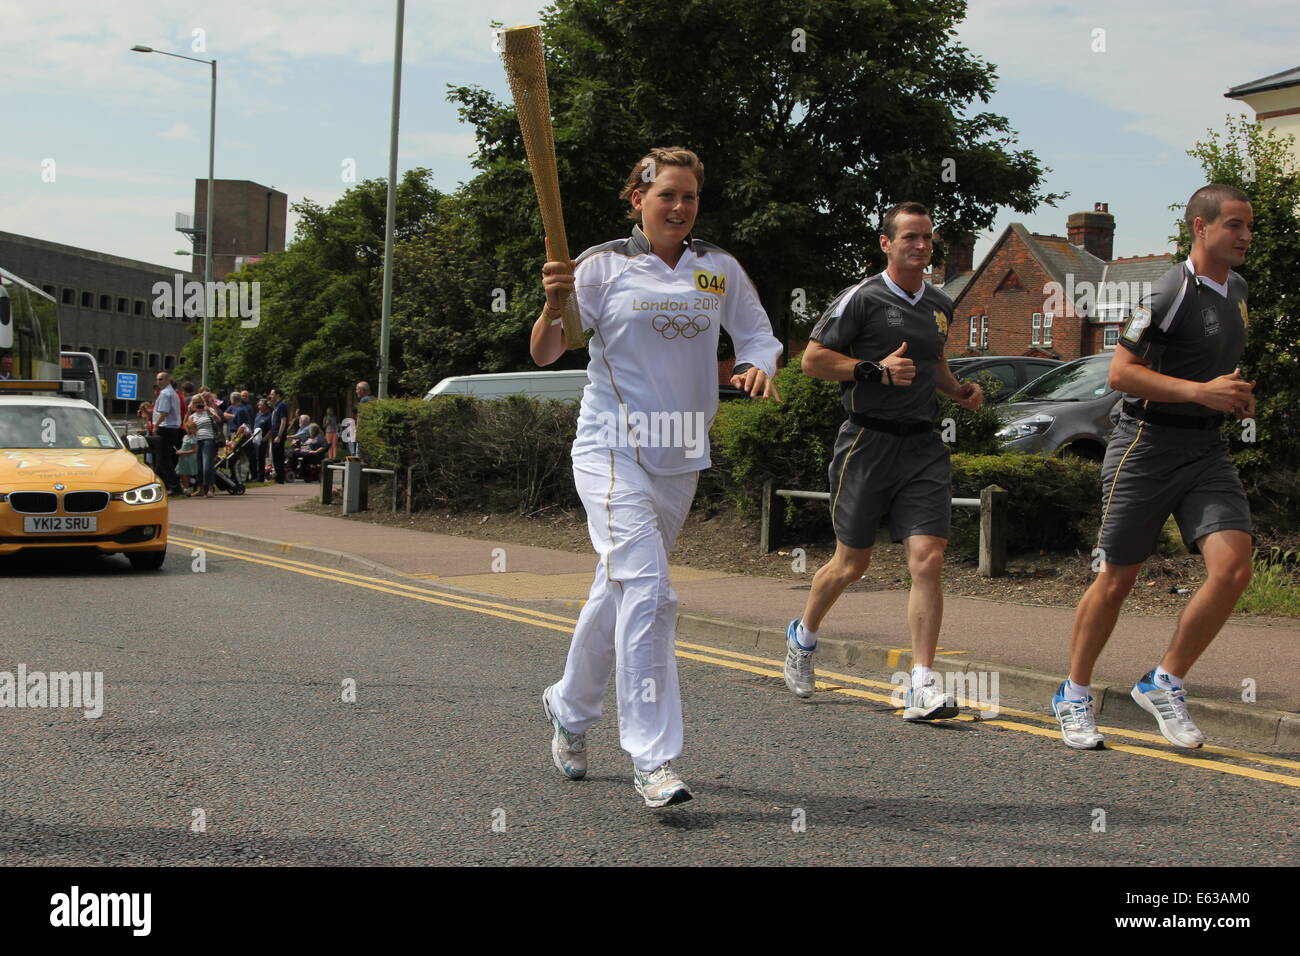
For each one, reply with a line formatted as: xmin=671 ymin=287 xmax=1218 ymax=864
xmin=389 ymin=192 xmax=534 ymax=393
xmin=1179 ymin=115 xmax=1300 ymax=472
xmin=177 ymin=169 xmax=445 ymax=396
xmin=451 ymin=0 xmax=1062 ymax=357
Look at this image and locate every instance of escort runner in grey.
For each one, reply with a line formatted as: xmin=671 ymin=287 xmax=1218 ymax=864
xmin=1054 ymin=184 xmax=1257 ymax=753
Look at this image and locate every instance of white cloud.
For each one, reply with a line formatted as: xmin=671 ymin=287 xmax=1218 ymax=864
xmin=958 ymin=0 xmax=1287 ymax=148
xmin=157 ymin=122 xmax=194 ymax=140
xmin=0 ymin=156 xmax=185 ymax=188
xmin=0 ymin=0 xmax=550 ymax=107
xmin=0 ymin=193 xmax=194 ymax=269
xmin=399 ymin=131 xmax=478 ymax=163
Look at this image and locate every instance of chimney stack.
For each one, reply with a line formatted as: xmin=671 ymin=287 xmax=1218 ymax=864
xmin=933 ymin=230 xmax=975 ymax=282
xmin=1067 ymin=202 xmax=1114 ymax=262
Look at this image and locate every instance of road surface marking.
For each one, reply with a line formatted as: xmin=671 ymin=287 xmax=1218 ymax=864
xmin=175 ymin=539 xmax=1300 ymax=785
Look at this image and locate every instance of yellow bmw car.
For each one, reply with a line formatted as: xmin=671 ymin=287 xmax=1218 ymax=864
xmin=0 ymin=394 xmax=168 ymax=570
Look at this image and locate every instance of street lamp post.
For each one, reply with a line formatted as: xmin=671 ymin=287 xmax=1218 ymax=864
xmin=132 ymin=44 xmax=217 ymax=390
xmin=378 ymin=0 xmax=405 ymax=400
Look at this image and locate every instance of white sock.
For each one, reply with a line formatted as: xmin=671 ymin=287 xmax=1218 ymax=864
xmin=795 ymin=623 xmax=817 ymax=649
xmin=1154 ymin=665 xmax=1183 ymax=691
xmin=911 ymin=665 xmax=932 ymax=690
xmin=1066 ymin=679 xmax=1091 ymax=701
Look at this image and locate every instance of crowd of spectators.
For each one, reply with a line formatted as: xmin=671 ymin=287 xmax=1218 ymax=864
xmin=136 ymin=376 xmax=372 ymax=495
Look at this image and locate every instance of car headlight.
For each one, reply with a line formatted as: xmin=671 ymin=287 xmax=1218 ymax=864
xmin=112 ymin=482 xmax=164 ymax=505
xmin=996 ymin=415 xmax=1055 ymax=440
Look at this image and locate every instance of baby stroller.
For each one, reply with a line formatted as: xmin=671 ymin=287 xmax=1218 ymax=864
xmin=212 ymin=425 xmax=251 ymax=496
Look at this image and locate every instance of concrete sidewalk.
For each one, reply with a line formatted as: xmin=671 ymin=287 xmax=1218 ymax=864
xmin=168 ymin=483 xmax=1300 ymax=749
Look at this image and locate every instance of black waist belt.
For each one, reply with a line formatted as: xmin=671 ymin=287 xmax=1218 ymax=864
xmin=849 ymin=412 xmax=933 ymax=436
xmin=1122 ymin=401 xmax=1224 ymax=430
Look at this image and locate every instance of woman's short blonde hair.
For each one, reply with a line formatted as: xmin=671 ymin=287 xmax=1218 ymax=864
xmin=618 ymin=147 xmax=704 ymax=221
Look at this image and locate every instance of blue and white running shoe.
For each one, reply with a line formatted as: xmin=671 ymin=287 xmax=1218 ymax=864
xmin=633 ymin=762 xmax=692 ymax=808
xmin=1131 ymin=671 xmax=1205 ymax=749
xmin=542 ymin=684 xmax=587 ymax=779
xmin=783 ymin=619 xmax=816 ymax=699
xmin=1051 ymin=680 xmax=1104 ymax=750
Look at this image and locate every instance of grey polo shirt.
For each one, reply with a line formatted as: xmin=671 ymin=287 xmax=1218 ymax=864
xmin=1119 ymin=260 xmax=1248 ymax=418
xmin=809 ymin=273 xmax=954 ymax=423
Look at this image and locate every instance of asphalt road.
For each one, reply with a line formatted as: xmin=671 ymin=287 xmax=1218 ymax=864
xmin=1 ymin=543 xmax=1296 ymax=867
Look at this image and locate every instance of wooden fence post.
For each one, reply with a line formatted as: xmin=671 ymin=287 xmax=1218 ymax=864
xmin=979 ymin=484 xmax=1007 ymax=577
xmin=761 ymin=481 xmax=784 ymax=553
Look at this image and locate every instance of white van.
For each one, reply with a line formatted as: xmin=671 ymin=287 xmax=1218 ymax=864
xmin=423 ymin=370 xmax=589 ymax=402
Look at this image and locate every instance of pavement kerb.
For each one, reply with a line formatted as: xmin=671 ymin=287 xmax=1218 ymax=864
xmin=170 ymin=524 xmax=411 ymax=581
xmin=1277 ymin=714 xmax=1300 ymax=751
xmin=676 ymin=612 xmax=1296 ymax=750
xmin=168 ymin=525 xmax=1295 ymax=751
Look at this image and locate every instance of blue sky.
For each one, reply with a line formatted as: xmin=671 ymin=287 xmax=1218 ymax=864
xmin=1 ymin=0 xmax=1293 ymax=273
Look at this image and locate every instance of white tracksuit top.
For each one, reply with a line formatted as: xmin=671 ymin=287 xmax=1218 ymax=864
xmin=569 ymin=225 xmax=782 ymax=475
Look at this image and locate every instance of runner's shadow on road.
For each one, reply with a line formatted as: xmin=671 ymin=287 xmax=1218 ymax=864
xmin=645 ymin=787 xmax=1185 ymax=833
xmin=0 ymin=810 xmax=389 ymax=865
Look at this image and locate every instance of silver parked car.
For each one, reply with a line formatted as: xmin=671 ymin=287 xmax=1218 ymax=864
xmin=995 ymin=353 xmax=1121 ymax=460
xmin=948 ymin=355 xmax=1062 ymax=403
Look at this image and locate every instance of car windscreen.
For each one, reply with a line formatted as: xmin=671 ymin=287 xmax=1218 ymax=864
xmin=1006 ymin=357 xmax=1112 ymax=403
xmin=0 ymin=406 xmax=122 ymax=450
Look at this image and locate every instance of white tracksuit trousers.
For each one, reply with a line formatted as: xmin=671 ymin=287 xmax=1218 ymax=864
xmin=549 ymin=451 xmax=699 ymax=773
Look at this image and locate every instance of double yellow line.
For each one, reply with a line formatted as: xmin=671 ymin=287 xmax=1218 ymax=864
xmin=170 ymin=535 xmax=1300 ymax=789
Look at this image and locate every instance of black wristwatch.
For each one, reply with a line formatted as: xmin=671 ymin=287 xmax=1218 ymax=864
xmin=854 ymin=360 xmax=888 ymax=384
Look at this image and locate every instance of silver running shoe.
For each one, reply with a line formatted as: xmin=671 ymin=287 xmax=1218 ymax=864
xmin=633 ymin=762 xmax=693 ymax=808
xmin=1052 ymin=681 xmax=1105 ymax=749
xmin=1131 ymin=672 xmax=1205 ymax=748
xmin=783 ymin=618 xmax=816 ymax=699
xmin=542 ymin=684 xmax=587 ymax=779
xmin=903 ymin=677 xmax=959 ymax=720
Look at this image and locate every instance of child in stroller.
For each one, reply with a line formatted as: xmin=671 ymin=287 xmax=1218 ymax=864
xmin=211 ymin=425 xmax=253 ymax=495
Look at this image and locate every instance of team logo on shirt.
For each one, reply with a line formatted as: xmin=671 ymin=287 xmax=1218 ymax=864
xmin=1238 ymin=301 xmax=1248 ymax=325
xmin=934 ymin=310 xmax=949 ymax=336
xmin=886 ymin=305 xmax=904 ymax=327
xmin=693 ymin=270 xmax=727 ymax=296
xmin=1122 ymin=306 xmax=1152 ymax=343
xmin=1202 ymin=307 xmax=1220 ymax=337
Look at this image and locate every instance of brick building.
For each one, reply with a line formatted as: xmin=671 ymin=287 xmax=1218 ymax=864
xmin=948 ymin=204 xmax=1171 ymax=361
xmin=181 ymin=179 xmax=288 ymax=278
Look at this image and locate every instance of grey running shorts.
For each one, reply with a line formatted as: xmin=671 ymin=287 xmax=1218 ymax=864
xmin=1097 ymin=416 xmax=1252 ymax=566
xmin=827 ymin=422 xmax=951 ymax=549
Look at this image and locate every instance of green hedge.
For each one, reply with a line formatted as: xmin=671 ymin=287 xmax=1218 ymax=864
xmin=949 ymin=453 xmax=1100 ymax=556
xmin=709 ymin=361 xmax=1102 ymax=554
xmin=360 ymin=365 xmax=1288 ymax=556
xmin=357 ymin=395 xmax=580 ymax=513
xmin=707 ymin=360 xmax=842 ymax=515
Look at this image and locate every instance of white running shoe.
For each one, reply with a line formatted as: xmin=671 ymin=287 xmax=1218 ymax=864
xmin=1131 ymin=671 xmax=1205 ymax=749
xmin=633 ymin=762 xmax=692 ymax=808
xmin=1051 ymin=680 xmax=1105 ymax=750
xmin=903 ymin=677 xmax=959 ymax=720
xmin=783 ymin=619 xmax=816 ymax=699
xmin=542 ymin=684 xmax=587 ymax=779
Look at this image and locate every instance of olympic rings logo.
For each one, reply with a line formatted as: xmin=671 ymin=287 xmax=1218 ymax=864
xmin=650 ymin=313 xmax=711 ymax=339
